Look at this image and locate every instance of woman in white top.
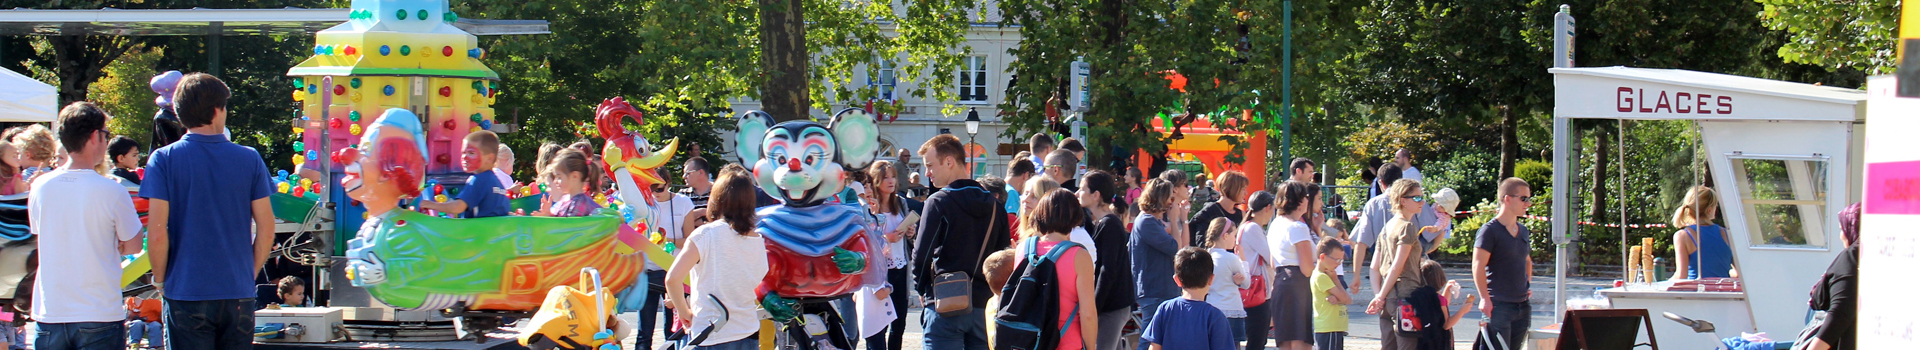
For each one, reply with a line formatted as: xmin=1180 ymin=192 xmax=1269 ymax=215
xmin=1201 ymin=217 xmax=1251 ymax=341
xmin=1267 ymin=181 xmax=1321 ymax=350
xmin=666 ymin=165 xmax=770 ymax=350
xmin=1238 ymin=190 xmax=1279 ymax=350
xmin=1022 ymin=177 xmax=1097 ymax=260
xmin=862 ymin=160 xmax=915 ymax=350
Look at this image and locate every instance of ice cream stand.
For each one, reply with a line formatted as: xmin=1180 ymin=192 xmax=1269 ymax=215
xmin=1540 ymin=67 xmax=1865 ymax=349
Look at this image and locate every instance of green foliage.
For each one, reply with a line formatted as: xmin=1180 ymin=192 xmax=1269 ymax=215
xmin=1341 ymin=120 xmax=1435 ymax=170
xmin=1514 ymin=159 xmax=1551 ymax=191
xmin=1438 ymin=199 xmax=1497 ymax=257
xmin=1755 ymin=0 xmax=1900 ymax=74
xmin=89 ymin=44 xmax=163 ymax=145
xmin=1421 ymin=146 xmax=1501 ymax=209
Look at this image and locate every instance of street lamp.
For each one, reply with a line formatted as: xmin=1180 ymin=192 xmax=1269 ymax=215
xmin=965 ymin=107 xmax=981 ymax=177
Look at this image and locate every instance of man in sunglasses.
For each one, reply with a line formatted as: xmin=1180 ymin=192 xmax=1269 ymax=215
xmin=1472 ymin=178 xmax=1534 ymax=350
xmin=31 ymin=102 xmax=146 ymax=350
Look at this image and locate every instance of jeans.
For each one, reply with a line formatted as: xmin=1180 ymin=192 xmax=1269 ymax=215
xmin=164 ymin=298 xmax=254 ymax=350
xmin=1484 ymin=301 xmax=1531 ymax=350
xmin=866 ymin=268 xmax=910 ymax=350
xmin=1243 ymin=298 xmax=1270 ymax=350
xmin=1228 ymin=317 xmax=1246 ymax=342
xmin=33 ymin=322 xmax=124 ymax=350
xmin=919 ymin=307 xmax=988 ymax=350
xmin=1312 ymin=332 xmax=1345 ymax=350
xmin=639 ymin=270 xmax=666 ymax=350
xmin=1094 ymin=308 xmax=1131 ymax=350
xmin=689 ymin=336 xmax=758 ymax=350
xmin=1133 ymin=297 xmax=1168 ymax=350
xmin=835 ymin=298 xmax=859 ymax=344
xmin=126 ymin=320 xmax=162 ymax=347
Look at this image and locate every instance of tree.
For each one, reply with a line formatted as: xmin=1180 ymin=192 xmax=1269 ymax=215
xmin=1756 ymin=0 xmax=1900 ymax=75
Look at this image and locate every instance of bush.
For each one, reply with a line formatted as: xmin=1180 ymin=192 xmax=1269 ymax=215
xmin=1515 ymin=159 xmax=1551 ymax=189
xmin=1421 ymin=146 xmax=1501 ymax=208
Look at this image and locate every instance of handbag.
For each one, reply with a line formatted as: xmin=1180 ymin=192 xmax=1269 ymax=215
xmin=930 ymin=192 xmax=1001 ymax=318
xmin=1239 ymin=257 xmax=1270 ymax=307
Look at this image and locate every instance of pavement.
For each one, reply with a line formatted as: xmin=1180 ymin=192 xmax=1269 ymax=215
xmin=622 ymin=266 xmax=1615 ymax=350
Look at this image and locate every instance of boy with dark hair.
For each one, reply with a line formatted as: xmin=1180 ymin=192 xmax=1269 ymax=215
xmin=276 ymin=276 xmax=308 ymax=307
xmin=419 ymin=131 xmax=511 ymax=218
xmin=913 ymin=134 xmax=1013 ymax=350
xmin=1004 ymin=158 xmax=1035 ymax=215
xmin=142 ymin=73 xmax=276 ymax=350
xmin=108 ymin=136 xmax=142 ymax=185
xmin=36 ymin=102 xmax=146 ymax=350
xmin=1142 ymin=247 xmax=1234 ymax=350
xmin=1311 ymin=237 xmax=1352 ymax=350
xmin=1058 ymin=137 xmax=1085 ymax=160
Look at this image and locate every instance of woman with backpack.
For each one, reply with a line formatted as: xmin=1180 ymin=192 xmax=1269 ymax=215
xmin=1364 ymin=179 xmax=1430 ymax=350
xmin=1005 ymin=189 xmax=1099 ymax=350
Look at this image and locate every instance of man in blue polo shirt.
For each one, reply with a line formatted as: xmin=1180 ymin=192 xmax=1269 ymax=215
xmin=142 ymin=73 xmax=276 ymax=350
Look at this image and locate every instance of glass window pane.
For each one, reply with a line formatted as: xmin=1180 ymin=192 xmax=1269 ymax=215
xmin=1732 ymin=157 xmax=1828 ymax=247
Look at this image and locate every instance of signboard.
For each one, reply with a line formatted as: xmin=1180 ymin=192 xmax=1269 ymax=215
xmin=1860 ymin=76 xmax=1920 ymax=348
xmin=1552 ymin=68 xmax=1861 ymax=122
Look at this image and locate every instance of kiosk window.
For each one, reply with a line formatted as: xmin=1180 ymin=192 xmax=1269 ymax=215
xmin=1730 ymin=157 xmax=1827 ymax=247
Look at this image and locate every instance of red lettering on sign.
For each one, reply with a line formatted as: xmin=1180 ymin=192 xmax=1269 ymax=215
xmin=1617 ymin=87 xmax=1634 ymax=112
xmin=1655 ymin=92 xmax=1673 ymax=113
xmin=1676 ymin=92 xmax=1693 ymax=113
xmin=1638 ymin=89 xmax=1653 ymax=112
xmin=1696 ymin=94 xmax=1712 ymax=114
xmin=1717 ymin=96 xmax=1733 ymax=114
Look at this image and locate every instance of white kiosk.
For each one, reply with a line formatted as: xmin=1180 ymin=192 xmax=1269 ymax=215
xmin=1547 ymin=67 xmax=1865 ymax=349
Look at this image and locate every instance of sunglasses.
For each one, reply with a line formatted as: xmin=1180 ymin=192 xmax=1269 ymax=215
xmin=1403 ymin=195 xmax=1425 ymax=203
xmin=1510 ymin=195 xmax=1534 ymax=203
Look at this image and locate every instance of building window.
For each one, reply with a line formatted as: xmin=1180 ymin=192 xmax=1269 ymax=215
xmin=869 ymin=60 xmax=897 ymax=100
xmin=959 ymin=56 xmax=988 ymax=102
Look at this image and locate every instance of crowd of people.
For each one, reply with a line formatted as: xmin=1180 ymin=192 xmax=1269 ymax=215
xmin=19 ymin=71 xmax=1860 ymax=350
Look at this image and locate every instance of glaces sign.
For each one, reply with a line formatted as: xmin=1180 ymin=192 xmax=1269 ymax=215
xmin=1616 ymin=87 xmax=1732 ymax=114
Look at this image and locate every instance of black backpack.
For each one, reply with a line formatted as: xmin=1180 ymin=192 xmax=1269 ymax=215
xmin=994 ymin=238 xmax=1083 ymax=350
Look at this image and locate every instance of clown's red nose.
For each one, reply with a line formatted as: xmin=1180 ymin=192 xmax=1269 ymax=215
xmin=788 ymin=158 xmax=802 ymax=172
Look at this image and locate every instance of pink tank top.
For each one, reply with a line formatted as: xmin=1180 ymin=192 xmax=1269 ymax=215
xmin=1020 ymin=238 xmax=1086 ymax=350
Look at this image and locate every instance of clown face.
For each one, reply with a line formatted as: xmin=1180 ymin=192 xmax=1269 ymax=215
xmin=342 ymin=108 xmax=428 ymax=217
xmin=757 ymin=122 xmax=844 ymax=207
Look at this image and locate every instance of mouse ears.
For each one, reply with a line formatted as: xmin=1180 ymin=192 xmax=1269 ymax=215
xmin=735 ymin=110 xmax=775 ymax=167
xmin=829 ymin=108 xmax=880 ymax=170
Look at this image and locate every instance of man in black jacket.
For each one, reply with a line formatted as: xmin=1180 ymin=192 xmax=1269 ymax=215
xmin=912 ymin=134 xmax=1012 ymax=350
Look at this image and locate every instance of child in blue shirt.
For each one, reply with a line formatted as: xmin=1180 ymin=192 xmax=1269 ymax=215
xmin=420 ymin=131 xmax=511 ymax=218
xmin=1143 ymin=247 xmax=1237 ymax=350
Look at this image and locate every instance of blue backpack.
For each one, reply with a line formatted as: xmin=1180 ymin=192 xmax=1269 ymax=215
xmin=994 ymin=237 xmax=1082 ymax=350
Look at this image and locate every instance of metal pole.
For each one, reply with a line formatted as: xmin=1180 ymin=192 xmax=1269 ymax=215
xmin=1279 ymin=0 xmax=1294 ymax=162
xmin=1552 ymin=116 xmax=1569 ymax=324
xmin=208 ymin=22 xmax=222 ymax=75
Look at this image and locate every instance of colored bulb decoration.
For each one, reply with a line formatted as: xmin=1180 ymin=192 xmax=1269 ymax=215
xmin=437 ymin=154 xmax=451 ymax=164
xmin=417 ymin=9 xmax=429 ymax=21
xmin=468 ymin=48 xmax=483 ymax=59
xmin=333 ymin=84 xmax=347 ymax=95
xmin=349 ymin=78 xmax=362 ymax=88
xmin=349 ymin=124 xmax=363 ymax=136
xmin=469 ymin=113 xmax=483 ymax=122
xmin=293 ymin=155 xmax=307 ymax=165
xmin=442 ymin=46 xmax=453 ymax=57
xmin=301 ymin=178 xmax=314 ymax=188
xmin=469 ymin=126 xmax=481 ymax=133
xmin=471 ymin=81 xmax=483 ymax=91
xmin=292 ymin=90 xmax=304 ymax=101
xmin=442 ymin=119 xmax=456 ymax=130
xmin=469 ymin=94 xmax=483 ymax=105
xmin=307 ymin=150 xmax=319 ymax=160
xmin=395 ymin=9 xmax=408 ymax=20
xmin=439 ymin=86 xmax=452 ymax=97
xmin=278 ymin=182 xmax=291 ymax=193
xmin=313 ymin=45 xmax=325 ymax=55
xmin=435 ymin=194 xmax=449 ymax=203
xmin=433 ymin=184 xmax=444 ymax=194
xmin=380 ymin=45 xmax=391 ymax=56
xmin=489 ymin=81 xmax=499 ymax=89
xmin=330 ymin=118 xmax=345 ymax=129
xmin=308 ymin=84 xmax=318 ymax=94
xmin=383 ymin=85 xmax=395 ymax=96
xmin=344 ymin=46 xmax=358 ymax=56
xmin=293 ymin=141 xmax=305 ymax=152
xmin=292 ymin=127 xmax=304 ymax=135
xmin=478 ymin=120 xmax=493 ymax=130
xmin=349 ymin=110 xmax=362 ymax=122
xmin=292 ymin=186 xmax=307 ymax=197
xmin=350 ymin=92 xmax=363 ymax=102
xmin=443 ymin=11 xmax=457 ymax=23
xmin=399 ymin=45 xmax=411 ymax=56
xmin=292 ymin=79 xmax=304 ymax=89
xmin=278 ymin=169 xmax=290 ymax=178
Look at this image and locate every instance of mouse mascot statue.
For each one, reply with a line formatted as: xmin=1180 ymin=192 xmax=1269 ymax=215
xmin=736 ymin=108 xmax=888 ymax=350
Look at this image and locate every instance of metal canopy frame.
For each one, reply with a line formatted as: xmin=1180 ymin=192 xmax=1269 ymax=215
xmin=0 ymin=8 xmax=549 ymax=36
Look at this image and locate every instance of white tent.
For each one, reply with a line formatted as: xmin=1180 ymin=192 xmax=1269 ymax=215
xmin=0 ymin=68 xmax=55 ymax=123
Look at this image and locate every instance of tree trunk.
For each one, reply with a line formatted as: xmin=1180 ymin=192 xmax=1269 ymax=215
xmin=758 ymin=0 xmax=809 ymax=122
xmin=1499 ymin=104 xmax=1519 ymax=178
xmin=50 ymin=36 xmax=138 ymax=105
xmin=1588 ymin=129 xmax=1610 ymax=222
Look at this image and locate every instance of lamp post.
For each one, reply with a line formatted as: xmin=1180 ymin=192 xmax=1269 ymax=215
xmin=965 ymin=107 xmax=981 ymax=177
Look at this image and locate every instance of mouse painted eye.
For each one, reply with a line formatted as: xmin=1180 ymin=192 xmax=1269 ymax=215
xmin=805 ymin=154 xmax=817 ymax=166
